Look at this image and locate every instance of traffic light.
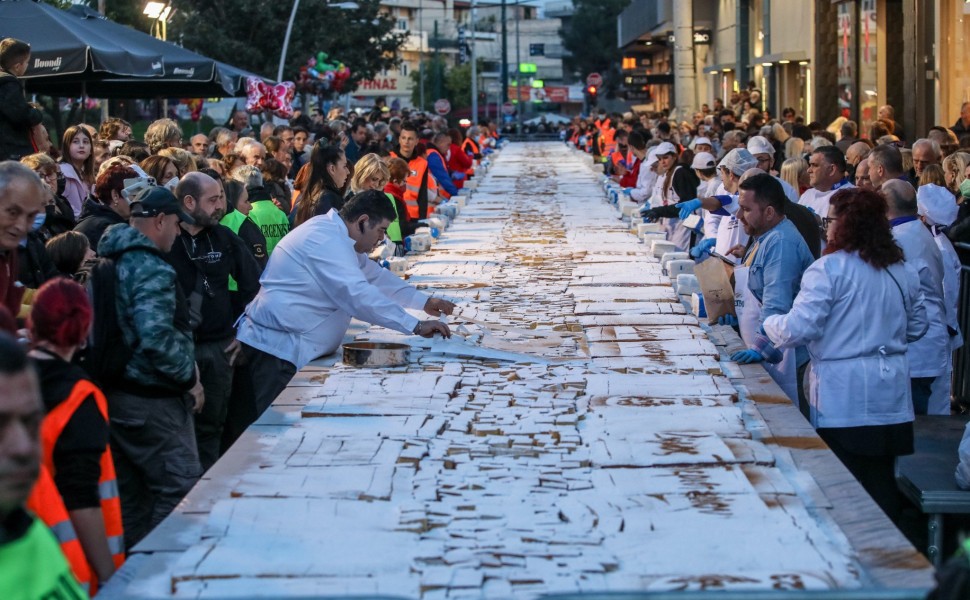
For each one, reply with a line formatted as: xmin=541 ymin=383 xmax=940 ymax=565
xmin=587 ymin=85 xmax=598 ymax=107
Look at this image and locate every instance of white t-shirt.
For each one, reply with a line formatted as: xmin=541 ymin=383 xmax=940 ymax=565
xmin=798 ymin=183 xmax=855 ymax=219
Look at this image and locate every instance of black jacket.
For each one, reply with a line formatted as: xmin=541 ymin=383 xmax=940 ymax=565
xmin=165 ymin=224 xmax=261 ymax=343
xmin=17 ymin=232 xmax=58 ymax=289
xmin=0 ymin=71 xmax=42 ymax=161
xmin=74 ymin=197 xmax=126 ymax=251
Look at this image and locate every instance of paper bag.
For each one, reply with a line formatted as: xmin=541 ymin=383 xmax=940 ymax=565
xmin=693 ymin=257 xmax=736 ymax=324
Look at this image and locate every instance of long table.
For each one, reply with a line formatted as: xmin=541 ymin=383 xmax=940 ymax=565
xmin=100 ymin=143 xmax=935 ymax=599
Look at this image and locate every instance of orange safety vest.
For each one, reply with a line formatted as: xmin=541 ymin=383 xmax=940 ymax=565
xmin=390 ymin=151 xmax=437 ymax=219
xmin=461 ymin=137 xmax=480 ymax=166
xmin=601 ymin=127 xmax=617 ymax=157
xmin=28 ymin=465 xmax=94 ymax=595
xmin=424 ymin=148 xmax=451 ymax=201
xmin=26 ymin=379 xmax=125 ymax=594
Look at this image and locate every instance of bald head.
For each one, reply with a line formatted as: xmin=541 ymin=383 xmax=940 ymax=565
xmin=845 ymin=142 xmax=871 ymax=167
xmin=176 ymin=172 xmax=223 ymax=228
xmin=882 ymin=179 xmax=917 ymax=218
xmin=739 ymin=167 xmax=768 ymax=184
xmin=855 ymin=158 xmax=872 ymax=191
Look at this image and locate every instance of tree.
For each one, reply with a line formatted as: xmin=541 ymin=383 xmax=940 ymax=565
xmin=559 ymin=0 xmax=630 ymax=86
xmin=170 ymin=0 xmax=407 ymax=91
xmin=409 ymin=58 xmax=477 ymax=112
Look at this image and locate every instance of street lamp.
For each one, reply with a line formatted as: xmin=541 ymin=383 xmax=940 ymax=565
xmin=277 ymin=1 xmax=360 ymax=83
xmin=143 ymin=1 xmax=173 ymax=41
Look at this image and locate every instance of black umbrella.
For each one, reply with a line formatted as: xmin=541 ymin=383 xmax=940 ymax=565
xmin=21 ymin=4 xmax=270 ymax=98
xmin=0 ymin=0 xmax=164 ymax=80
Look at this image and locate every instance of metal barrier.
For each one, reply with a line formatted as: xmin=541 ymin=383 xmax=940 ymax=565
xmin=954 ymin=243 xmax=970 ymax=404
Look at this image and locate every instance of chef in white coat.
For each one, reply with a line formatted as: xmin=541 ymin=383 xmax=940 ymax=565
xmin=763 ymin=187 xmax=927 ymax=522
xmin=883 ymin=179 xmax=950 ymax=415
xmin=237 ymin=190 xmax=455 ymax=413
xmin=916 ymin=184 xmax=964 ymax=412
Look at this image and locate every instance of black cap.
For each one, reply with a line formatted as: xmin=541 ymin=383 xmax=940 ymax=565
xmin=129 ymin=186 xmax=195 ymax=224
xmin=246 ymin=185 xmax=272 ymax=203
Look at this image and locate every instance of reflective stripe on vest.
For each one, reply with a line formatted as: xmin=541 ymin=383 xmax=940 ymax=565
xmin=27 ymin=465 xmax=93 ymax=594
xmin=392 ymin=151 xmax=432 ymax=219
xmin=424 ymin=149 xmax=451 ymax=200
xmin=35 ymin=378 xmax=126 ymax=585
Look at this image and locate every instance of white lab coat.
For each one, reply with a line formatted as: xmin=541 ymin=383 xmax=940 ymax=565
xmin=932 ymin=226 xmax=963 ymax=350
xmin=892 ymin=219 xmax=950 ymax=380
xmin=763 ymin=251 xmax=927 ymax=429
xmin=237 ymin=209 xmax=430 ymax=369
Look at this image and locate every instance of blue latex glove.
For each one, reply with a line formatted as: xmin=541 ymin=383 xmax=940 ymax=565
xmin=453 ymin=172 xmax=466 ymax=181
xmin=690 ymin=238 xmax=716 ymax=258
xmin=731 ymin=349 xmax=764 ymax=364
xmin=677 ymin=198 xmax=703 ymax=220
xmin=717 ymin=314 xmax=739 ymax=327
xmin=622 ymin=187 xmax=635 ymax=195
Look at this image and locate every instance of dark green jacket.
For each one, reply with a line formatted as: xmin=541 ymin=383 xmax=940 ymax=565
xmin=98 ymin=223 xmax=196 ymax=394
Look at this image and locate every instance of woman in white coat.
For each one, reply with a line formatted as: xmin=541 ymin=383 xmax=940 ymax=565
xmin=763 ymin=187 xmax=928 ymax=522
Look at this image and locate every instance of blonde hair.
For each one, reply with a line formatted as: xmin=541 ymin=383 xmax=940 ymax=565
xmin=144 ymin=118 xmax=182 ymax=154
xmin=919 ymin=163 xmax=948 ymax=188
xmin=350 ymin=153 xmax=390 ymax=193
xmin=20 ymin=152 xmax=57 ymax=173
xmin=943 ymin=151 xmax=970 ymax=192
xmin=157 ymin=147 xmax=197 ymax=176
xmin=900 ymin=148 xmax=914 ymax=173
xmin=784 ymin=137 xmax=804 ymax=159
xmin=779 ymin=157 xmax=807 ymax=193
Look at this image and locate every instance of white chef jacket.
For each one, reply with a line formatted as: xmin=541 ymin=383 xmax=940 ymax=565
xmin=892 ymin=219 xmax=950 ymax=378
xmin=764 ymin=251 xmax=927 ymax=428
xmin=237 ymin=209 xmax=430 ymax=369
xmin=930 ymin=226 xmax=963 ymax=350
xmin=629 ymin=162 xmax=657 ymax=204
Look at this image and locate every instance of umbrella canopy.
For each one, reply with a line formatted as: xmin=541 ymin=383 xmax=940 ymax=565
xmin=0 ymin=0 xmax=164 ymax=79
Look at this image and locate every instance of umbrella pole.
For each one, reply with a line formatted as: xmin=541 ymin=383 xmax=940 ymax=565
xmin=81 ymin=82 xmax=87 ymax=125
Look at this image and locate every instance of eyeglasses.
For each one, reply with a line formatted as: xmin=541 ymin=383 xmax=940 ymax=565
xmin=821 ymin=216 xmax=837 ymax=231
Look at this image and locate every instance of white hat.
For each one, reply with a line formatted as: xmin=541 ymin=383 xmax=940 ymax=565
xmin=654 ymin=141 xmax=678 ymax=156
xmin=747 ymin=135 xmax=775 ymax=156
xmin=645 ymin=147 xmax=662 ymax=168
xmin=718 ymin=148 xmax=759 ymax=176
xmin=693 ymin=136 xmax=712 ymax=148
xmin=691 ymin=152 xmax=716 ymax=170
xmin=917 ymin=184 xmax=959 ymax=227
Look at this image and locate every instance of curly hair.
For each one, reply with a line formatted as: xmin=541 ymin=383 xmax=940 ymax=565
xmin=144 ymin=118 xmax=182 ymax=154
xmin=825 ymin=187 xmax=904 ymax=269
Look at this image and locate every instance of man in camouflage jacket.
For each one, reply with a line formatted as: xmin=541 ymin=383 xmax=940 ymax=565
xmin=96 ymin=186 xmax=205 ymax=550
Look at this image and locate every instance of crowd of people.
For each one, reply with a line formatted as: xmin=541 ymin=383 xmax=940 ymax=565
xmin=567 ymin=97 xmax=970 ymax=529
xmin=0 ymin=36 xmax=494 ymax=596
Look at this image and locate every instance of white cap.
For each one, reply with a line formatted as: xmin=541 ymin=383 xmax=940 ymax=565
xmin=917 ymin=184 xmax=959 ymax=227
xmin=718 ymin=148 xmax=759 ymax=176
xmin=654 ymin=141 xmax=678 ymax=156
xmin=645 ymin=147 xmax=662 ymax=168
xmin=693 ymin=136 xmax=712 ymax=148
xmin=691 ymin=152 xmax=716 ymax=170
xmin=747 ymin=135 xmax=775 ymax=156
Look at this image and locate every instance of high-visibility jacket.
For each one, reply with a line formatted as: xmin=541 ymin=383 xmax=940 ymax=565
xmin=601 ymin=127 xmax=617 ymax=157
xmin=0 ymin=509 xmax=87 ymax=599
xmin=390 ymin=151 xmax=437 ymax=220
xmin=27 ymin=379 xmax=125 ymax=594
xmin=384 ymin=191 xmax=403 ymax=243
xmin=248 ymin=200 xmax=290 ymax=255
xmin=461 ymin=137 xmax=480 ymax=161
xmin=424 ymin=148 xmax=452 ymax=200
xmin=28 ymin=466 xmax=94 ymax=595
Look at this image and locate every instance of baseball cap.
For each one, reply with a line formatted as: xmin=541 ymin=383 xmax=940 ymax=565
xmin=747 ymin=135 xmax=775 ymax=156
xmin=691 ymin=152 xmax=716 ymax=170
xmin=917 ymin=184 xmax=958 ymax=227
xmin=718 ymin=148 xmax=759 ymax=176
xmin=129 ymin=186 xmax=195 ymax=224
xmin=645 ymin=147 xmax=662 ymax=168
xmin=693 ymin=136 xmax=712 ymax=148
xmin=654 ymin=141 xmax=678 ymax=156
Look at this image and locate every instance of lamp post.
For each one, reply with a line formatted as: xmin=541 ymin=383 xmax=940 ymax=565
xmin=144 ymin=2 xmax=173 ymax=118
xmin=470 ymin=0 xmax=478 ymax=124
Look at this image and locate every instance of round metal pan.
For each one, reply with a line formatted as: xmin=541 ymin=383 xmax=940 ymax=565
xmin=342 ymin=342 xmax=411 ymax=368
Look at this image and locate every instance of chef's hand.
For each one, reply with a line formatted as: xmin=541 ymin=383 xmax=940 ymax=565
xmin=414 ymin=320 xmax=451 ymax=338
xmin=424 ymin=297 xmax=456 ymax=317
xmin=728 ymin=244 xmax=746 ymax=258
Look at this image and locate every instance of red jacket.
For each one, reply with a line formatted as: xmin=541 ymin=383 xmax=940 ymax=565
xmin=447 ymin=143 xmax=473 ymax=189
xmin=619 ymin=157 xmax=640 ymax=188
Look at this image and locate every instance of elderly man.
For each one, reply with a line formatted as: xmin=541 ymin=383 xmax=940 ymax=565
xmin=235 ymin=139 xmax=266 ymax=168
xmin=236 ymin=191 xmax=456 ymax=414
xmin=844 ymin=141 xmax=871 ymax=171
xmin=211 ymin=128 xmax=237 ymax=160
xmin=0 ymin=162 xmax=45 ymax=315
xmin=883 ymin=179 xmax=949 ymax=415
xmin=855 ymin=158 xmax=873 ymax=191
xmin=911 ymin=138 xmax=942 ymax=180
xmin=189 ymin=134 xmax=209 ymax=157
xmin=0 ymin=333 xmax=87 ymax=597
xmin=953 ymin=102 xmax=970 ymax=136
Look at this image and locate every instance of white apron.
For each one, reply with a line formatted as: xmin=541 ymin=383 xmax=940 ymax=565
xmin=736 ymin=266 xmax=799 ymax=403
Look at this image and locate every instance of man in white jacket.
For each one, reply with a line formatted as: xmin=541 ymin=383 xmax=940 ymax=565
xmin=883 ymin=179 xmax=950 ymax=415
xmin=237 ymin=190 xmax=455 ymax=413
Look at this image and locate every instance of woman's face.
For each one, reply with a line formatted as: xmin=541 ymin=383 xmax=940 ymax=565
xmin=34 ymin=168 xmax=57 ymax=194
xmin=236 ymin=187 xmax=252 ymax=216
xmin=361 ymin=173 xmax=383 ymax=191
xmin=69 ymin=133 xmax=91 ymax=163
xmin=329 ymin=156 xmax=349 ymax=188
xmin=161 ymin=161 xmax=178 ymax=184
xmin=826 ymin=213 xmax=839 ymax=245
